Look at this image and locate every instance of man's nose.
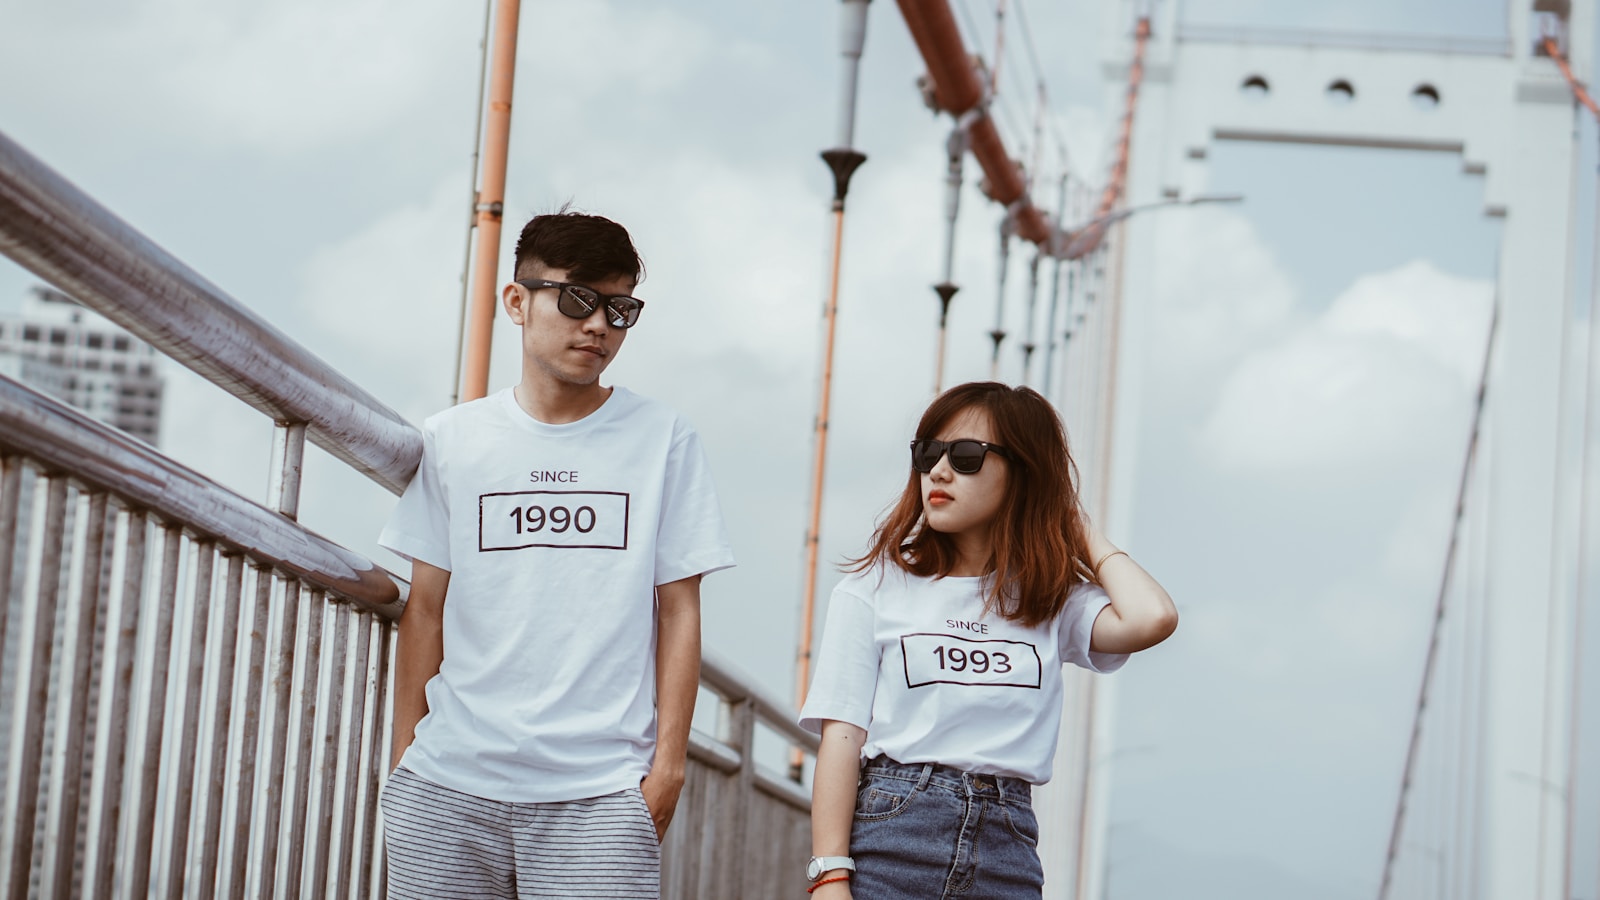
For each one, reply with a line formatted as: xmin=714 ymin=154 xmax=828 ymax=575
xmin=581 ymin=305 xmax=611 ymax=335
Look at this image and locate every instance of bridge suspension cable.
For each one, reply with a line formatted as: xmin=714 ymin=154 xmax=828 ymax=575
xmin=900 ymin=0 xmax=1151 ymax=393
xmin=1039 ymin=173 xmax=1070 ymax=392
xmin=1377 ymin=289 xmax=1501 ymax=900
xmin=1543 ymin=35 xmax=1600 ymax=123
xmin=1010 ymin=0 xmax=1048 ymax=102
xmin=990 ymin=214 xmax=1015 ymax=378
xmin=895 ymin=0 xmax=1054 ymax=244
xmin=1067 ymin=15 xmax=1150 ymax=260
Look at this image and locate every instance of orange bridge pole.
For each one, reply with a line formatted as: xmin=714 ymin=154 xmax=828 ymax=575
xmin=459 ymin=0 xmax=523 ymax=402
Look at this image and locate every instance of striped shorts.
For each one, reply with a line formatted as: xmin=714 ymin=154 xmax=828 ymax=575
xmin=380 ymin=767 xmax=661 ymax=899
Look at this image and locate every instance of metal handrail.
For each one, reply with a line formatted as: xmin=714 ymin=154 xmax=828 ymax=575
xmin=0 ymin=129 xmax=422 ymax=494
xmin=0 ymin=372 xmax=820 ymax=768
xmin=0 ymin=125 xmax=817 ymax=899
xmin=702 ymin=653 xmax=820 ymax=754
xmin=0 ymin=372 xmax=405 ymax=617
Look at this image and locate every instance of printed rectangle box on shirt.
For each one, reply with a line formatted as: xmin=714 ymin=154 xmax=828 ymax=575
xmin=478 ymin=490 xmax=630 ymax=552
xmin=900 ymin=633 xmax=1043 ymax=690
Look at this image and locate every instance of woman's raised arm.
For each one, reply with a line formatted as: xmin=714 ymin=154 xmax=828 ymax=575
xmin=1084 ymin=529 xmax=1178 ymax=654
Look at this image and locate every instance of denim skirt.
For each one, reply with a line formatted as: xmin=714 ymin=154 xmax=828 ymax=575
xmin=849 ymin=756 xmax=1044 ymax=900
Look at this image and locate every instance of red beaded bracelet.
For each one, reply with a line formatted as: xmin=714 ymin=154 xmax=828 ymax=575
xmin=808 ymin=874 xmax=851 ymax=894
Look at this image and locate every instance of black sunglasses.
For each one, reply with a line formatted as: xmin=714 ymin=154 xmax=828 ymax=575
xmin=516 ymin=278 xmax=646 ymax=329
xmin=910 ymin=439 xmax=1010 ymax=475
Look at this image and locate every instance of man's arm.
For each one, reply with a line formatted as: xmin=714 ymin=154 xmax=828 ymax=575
xmin=391 ymin=559 xmax=449 ymax=772
xmin=641 ymin=574 xmax=702 ymax=840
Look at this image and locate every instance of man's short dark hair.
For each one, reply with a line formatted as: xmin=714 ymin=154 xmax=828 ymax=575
xmin=512 ymin=209 xmax=644 ymax=286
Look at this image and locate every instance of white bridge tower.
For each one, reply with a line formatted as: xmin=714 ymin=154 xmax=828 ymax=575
xmin=1083 ymin=1 xmax=1591 ymax=898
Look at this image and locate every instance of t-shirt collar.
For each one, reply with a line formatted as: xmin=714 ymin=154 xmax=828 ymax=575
xmin=497 ymin=385 xmax=628 ymax=435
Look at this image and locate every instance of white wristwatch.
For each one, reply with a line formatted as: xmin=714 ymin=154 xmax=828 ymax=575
xmin=807 ymin=856 xmax=856 ymax=881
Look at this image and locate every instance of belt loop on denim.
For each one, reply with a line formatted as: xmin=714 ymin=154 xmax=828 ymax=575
xmin=1001 ymin=777 xmax=1029 ymax=806
xmin=914 ymin=763 xmax=934 ymax=791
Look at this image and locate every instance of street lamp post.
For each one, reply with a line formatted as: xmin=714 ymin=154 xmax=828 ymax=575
xmin=1053 ymin=193 xmax=1244 ymax=262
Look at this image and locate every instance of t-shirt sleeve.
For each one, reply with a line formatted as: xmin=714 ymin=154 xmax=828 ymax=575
xmin=653 ymin=424 xmax=736 ymax=585
xmin=798 ymin=582 xmax=878 ymax=735
xmin=378 ymin=424 xmax=452 ymax=572
xmin=1059 ymin=582 xmax=1129 ymax=674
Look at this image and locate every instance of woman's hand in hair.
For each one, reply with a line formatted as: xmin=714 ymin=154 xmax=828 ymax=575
xmin=1084 ymin=528 xmax=1178 ymax=654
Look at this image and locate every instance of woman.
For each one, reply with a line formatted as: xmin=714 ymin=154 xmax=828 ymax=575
xmin=799 ymin=382 xmax=1178 ymax=899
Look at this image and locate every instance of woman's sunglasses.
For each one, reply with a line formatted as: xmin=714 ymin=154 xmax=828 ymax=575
xmin=516 ymin=278 xmax=646 ymax=329
xmin=910 ymin=439 xmax=1009 ymax=475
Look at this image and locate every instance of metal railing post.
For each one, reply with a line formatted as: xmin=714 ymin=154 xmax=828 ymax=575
xmin=727 ymin=698 xmax=757 ymax=896
xmin=192 ymin=552 xmax=245 ymax=898
xmin=308 ymin=600 xmax=351 ymax=895
xmin=281 ymin=590 xmax=328 ymax=894
xmin=5 ymin=475 xmax=69 ymax=899
xmin=358 ymin=621 xmax=394 ymax=900
xmin=224 ymin=567 xmax=274 ymax=900
xmin=257 ymin=582 xmax=311 ymax=899
xmin=332 ymin=609 xmax=373 ymax=899
xmin=0 ymin=457 xmax=21 ymax=677
xmin=46 ymin=492 xmax=111 ymax=898
xmin=84 ymin=508 xmax=148 ymax=898
xmin=269 ymin=422 xmax=307 ymax=521
xmin=163 ymin=540 xmax=217 ymax=898
xmin=126 ymin=524 xmax=184 ymax=898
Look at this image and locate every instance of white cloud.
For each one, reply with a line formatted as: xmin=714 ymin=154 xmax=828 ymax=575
xmin=1198 ymin=259 xmax=1493 ymax=472
xmin=518 ymin=3 xmax=728 ymax=105
xmin=157 ymin=2 xmax=468 ymax=153
xmin=1149 ymin=206 xmax=1300 ymax=377
xmin=1322 ymin=260 xmax=1495 ymax=383
xmin=295 ymin=172 xmax=466 ymax=425
xmin=0 ymin=0 xmax=473 ymax=155
xmin=599 ymin=151 xmax=827 ymax=376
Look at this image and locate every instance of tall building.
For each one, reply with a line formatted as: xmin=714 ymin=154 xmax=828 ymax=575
xmin=0 ymin=285 xmax=163 ymax=444
xmin=0 ymin=284 xmax=165 ymax=894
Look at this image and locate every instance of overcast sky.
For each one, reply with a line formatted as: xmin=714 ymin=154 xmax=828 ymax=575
xmin=2 ymin=1 xmax=1598 ymax=898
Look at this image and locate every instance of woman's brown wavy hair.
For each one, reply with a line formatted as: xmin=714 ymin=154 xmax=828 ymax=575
xmin=847 ymin=382 xmax=1095 ymax=628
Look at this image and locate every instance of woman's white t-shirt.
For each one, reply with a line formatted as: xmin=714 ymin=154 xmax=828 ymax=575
xmin=379 ymin=387 xmax=734 ymax=803
xmin=799 ymin=566 xmax=1127 ymax=784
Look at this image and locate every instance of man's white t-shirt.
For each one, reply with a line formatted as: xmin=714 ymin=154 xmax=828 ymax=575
xmin=799 ymin=566 xmax=1127 ymax=784
xmin=379 ymin=386 xmax=735 ymax=804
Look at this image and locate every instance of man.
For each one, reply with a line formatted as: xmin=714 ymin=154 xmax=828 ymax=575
xmin=378 ymin=211 xmax=734 ymax=898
